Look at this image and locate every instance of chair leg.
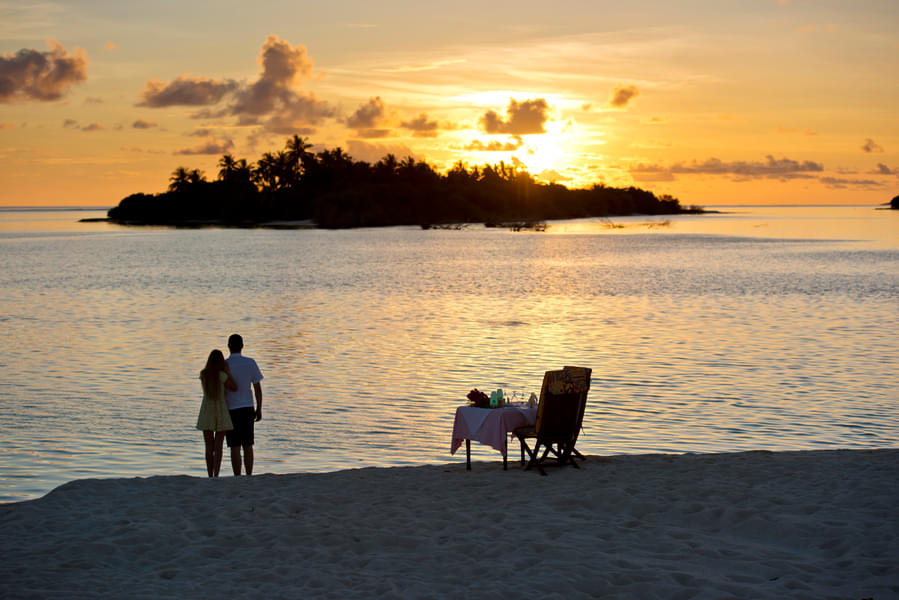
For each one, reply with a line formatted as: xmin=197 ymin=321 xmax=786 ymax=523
xmin=521 ymin=440 xmax=545 ymax=474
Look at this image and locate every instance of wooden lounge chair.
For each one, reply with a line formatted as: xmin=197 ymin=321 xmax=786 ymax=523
xmin=514 ymin=369 xmax=587 ymax=475
xmin=562 ymin=366 xmax=592 ymax=460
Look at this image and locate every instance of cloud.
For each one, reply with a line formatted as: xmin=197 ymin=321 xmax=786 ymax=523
xmin=63 ymin=119 xmax=103 ymax=131
xmin=0 ymin=122 xmax=14 ymax=130
xmin=263 ymin=95 xmax=331 ymax=134
xmin=868 ymin=163 xmax=897 ymax=176
xmin=346 ymin=96 xmax=388 ymax=129
xmin=775 ymin=126 xmax=817 ymax=136
xmin=188 ymin=107 xmax=230 ymax=120
xmin=346 ymin=140 xmax=417 ymax=164
xmin=175 ymin=137 xmax=234 ymax=155
xmin=84 ymin=96 xmax=103 ymax=104
xmin=345 ymin=96 xmax=392 ymax=138
xmin=609 ymin=84 xmax=639 ymax=108
xmin=536 ymin=169 xmax=571 ymax=183
xmin=230 ymin=34 xmax=316 ymax=116
xmin=377 ymin=58 xmax=466 ymax=73
xmin=819 ymin=176 xmax=883 ymax=189
xmin=137 ymin=35 xmax=333 ymax=136
xmin=401 ymin=113 xmax=439 ymax=138
xmin=465 ymin=138 xmax=523 ymax=152
xmin=630 ymin=155 xmax=824 ymax=181
xmin=861 ymin=138 xmax=884 ymax=153
xmin=0 ymin=40 xmax=88 ymax=103
xmin=479 ymin=98 xmax=549 ymax=135
xmin=104 ymin=41 xmax=119 ymax=51
xmin=132 ymin=119 xmax=157 ymax=129
xmin=137 ymin=75 xmax=238 ymax=107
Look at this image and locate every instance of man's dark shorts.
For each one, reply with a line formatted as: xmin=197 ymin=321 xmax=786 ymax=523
xmin=226 ymin=407 xmax=255 ymax=448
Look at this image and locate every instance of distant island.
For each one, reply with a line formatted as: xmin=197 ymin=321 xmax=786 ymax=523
xmin=105 ymin=135 xmax=704 ymax=229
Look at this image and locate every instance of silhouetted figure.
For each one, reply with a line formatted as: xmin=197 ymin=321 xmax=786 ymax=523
xmin=197 ymin=349 xmax=237 ymax=477
xmin=224 ymin=334 xmax=264 ymax=476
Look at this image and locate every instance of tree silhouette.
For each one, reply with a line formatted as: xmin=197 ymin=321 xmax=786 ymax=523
xmin=168 ymin=166 xmax=192 ymax=193
xmin=111 ymin=135 xmax=699 ymax=227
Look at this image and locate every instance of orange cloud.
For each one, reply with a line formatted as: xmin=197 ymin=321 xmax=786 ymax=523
xmin=464 ymin=138 xmax=523 ymax=151
xmin=175 ymin=136 xmax=234 ymax=155
xmin=230 ymin=34 xmax=316 ymax=116
xmin=63 ymin=119 xmax=103 ymax=131
xmin=401 ymin=113 xmax=439 ymax=138
xmin=609 ymin=84 xmax=639 ymax=108
xmin=630 ymin=155 xmax=824 ymax=180
xmin=479 ymin=98 xmax=549 ymax=135
xmin=345 ymin=96 xmax=392 ymax=138
xmin=861 ymin=138 xmax=884 ymax=153
xmin=868 ymin=163 xmax=897 ymax=176
xmin=0 ymin=40 xmax=88 ymax=103
xmin=346 ymin=140 xmax=417 ymax=164
xmin=136 ymin=35 xmax=334 ymax=136
xmin=138 ymin=75 xmax=238 ymax=107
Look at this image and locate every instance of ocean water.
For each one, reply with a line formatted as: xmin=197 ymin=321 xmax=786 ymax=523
xmin=1 ymin=205 xmax=897 ymax=502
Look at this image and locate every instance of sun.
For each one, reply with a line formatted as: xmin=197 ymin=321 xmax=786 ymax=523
xmin=515 ymin=122 xmax=570 ymax=180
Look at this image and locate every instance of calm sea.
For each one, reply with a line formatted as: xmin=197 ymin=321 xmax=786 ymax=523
xmin=1 ymin=205 xmax=897 ymax=502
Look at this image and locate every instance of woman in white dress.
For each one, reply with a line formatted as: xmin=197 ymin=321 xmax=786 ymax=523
xmin=197 ymin=349 xmax=237 ymax=477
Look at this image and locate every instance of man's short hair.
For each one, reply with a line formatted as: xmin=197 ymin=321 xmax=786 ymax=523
xmin=228 ymin=333 xmax=243 ymax=352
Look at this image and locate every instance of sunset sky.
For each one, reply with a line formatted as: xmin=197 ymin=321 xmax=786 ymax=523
xmin=1 ymin=0 xmax=897 ymax=207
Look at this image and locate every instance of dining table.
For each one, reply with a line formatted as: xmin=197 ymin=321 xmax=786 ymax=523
xmin=451 ymin=404 xmax=538 ymax=470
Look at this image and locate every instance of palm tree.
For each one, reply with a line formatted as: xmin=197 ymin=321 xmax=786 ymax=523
xmin=254 ymin=151 xmax=292 ymax=192
xmin=282 ymin=135 xmax=314 ymax=188
xmin=217 ymin=154 xmax=238 ymax=182
xmin=168 ymin=166 xmax=192 ymax=192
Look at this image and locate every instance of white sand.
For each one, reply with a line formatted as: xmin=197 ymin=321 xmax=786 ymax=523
xmin=1 ymin=450 xmax=897 ymax=599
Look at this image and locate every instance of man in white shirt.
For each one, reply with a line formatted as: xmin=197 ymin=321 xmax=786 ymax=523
xmin=224 ymin=333 xmax=264 ymax=476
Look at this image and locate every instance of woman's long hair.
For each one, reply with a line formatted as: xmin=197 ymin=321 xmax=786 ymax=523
xmin=201 ymin=349 xmax=227 ymax=390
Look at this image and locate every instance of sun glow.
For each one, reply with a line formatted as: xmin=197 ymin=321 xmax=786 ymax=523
xmin=515 ymin=121 xmax=573 ymax=182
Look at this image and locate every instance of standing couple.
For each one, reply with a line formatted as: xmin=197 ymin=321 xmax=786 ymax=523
xmin=196 ymin=333 xmax=264 ymax=477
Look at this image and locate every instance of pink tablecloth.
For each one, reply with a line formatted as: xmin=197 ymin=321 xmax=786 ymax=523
xmin=451 ymin=405 xmax=538 ymax=458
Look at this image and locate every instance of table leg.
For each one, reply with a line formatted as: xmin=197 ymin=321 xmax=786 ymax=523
xmin=466 ymin=439 xmax=471 ymax=470
xmin=503 ymin=435 xmax=508 ymax=470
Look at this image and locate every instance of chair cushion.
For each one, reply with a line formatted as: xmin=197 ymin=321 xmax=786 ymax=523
xmin=514 ymin=425 xmax=536 ymax=437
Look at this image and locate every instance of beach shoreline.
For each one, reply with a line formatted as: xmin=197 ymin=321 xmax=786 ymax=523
xmin=2 ymin=449 xmax=896 ymax=599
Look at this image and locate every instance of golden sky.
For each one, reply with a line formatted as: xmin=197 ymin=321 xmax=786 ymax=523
xmin=1 ymin=0 xmax=897 ymax=207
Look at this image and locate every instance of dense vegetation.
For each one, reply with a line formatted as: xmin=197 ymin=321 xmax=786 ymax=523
xmin=108 ymin=135 xmax=701 ymax=228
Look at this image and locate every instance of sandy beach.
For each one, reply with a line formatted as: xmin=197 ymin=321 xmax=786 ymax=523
xmin=2 ymin=449 xmax=896 ymax=599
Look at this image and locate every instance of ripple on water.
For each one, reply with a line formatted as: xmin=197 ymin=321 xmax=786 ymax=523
xmin=1 ymin=210 xmax=898 ymax=501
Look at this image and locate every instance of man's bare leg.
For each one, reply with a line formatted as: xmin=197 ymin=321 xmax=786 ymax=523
xmin=231 ymin=446 xmax=242 ymax=476
xmin=244 ymin=445 xmax=254 ymax=475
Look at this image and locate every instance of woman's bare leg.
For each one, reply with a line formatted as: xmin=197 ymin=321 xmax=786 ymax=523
xmin=213 ymin=431 xmax=226 ymax=477
xmin=202 ymin=430 xmax=215 ymax=477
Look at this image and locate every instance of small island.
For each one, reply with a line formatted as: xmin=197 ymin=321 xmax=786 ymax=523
xmin=105 ymin=135 xmax=703 ymax=229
